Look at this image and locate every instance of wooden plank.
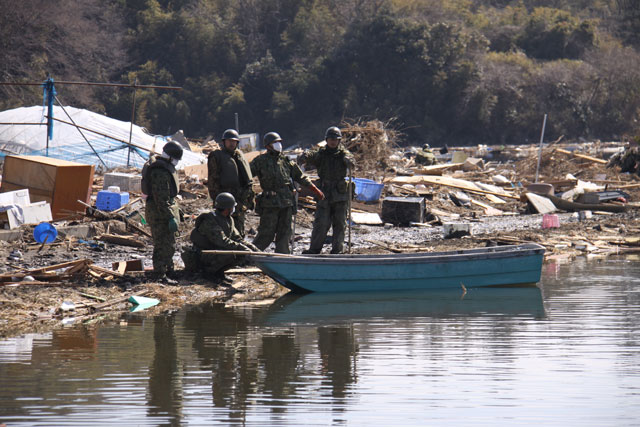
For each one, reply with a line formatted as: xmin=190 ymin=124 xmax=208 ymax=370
xmin=87 ymin=264 xmax=125 ymax=278
xmin=29 ymin=259 xmax=89 ymax=274
xmin=226 ymin=267 xmax=263 ymax=274
xmin=525 ymin=192 xmax=557 ymax=214
xmin=351 ymin=212 xmax=383 ymax=225
xmin=93 ymin=290 xmax=150 ymax=311
xmin=98 ymin=234 xmax=145 ymax=248
xmin=409 ymin=163 xmax=464 ymax=175
xmin=555 ymin=148 xmax=607 ymax=164
xmin=388 ymin=175 xmax=519 ymax=199
xmin=485 ymin=194 xmax=506 ymax=204
xmin=1 ymin=281 xmax=66 ymax=287
xmin=470 ymin=199 xmax=503 ymax=216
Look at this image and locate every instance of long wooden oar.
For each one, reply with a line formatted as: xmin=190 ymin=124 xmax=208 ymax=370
xmin=201 ymin=250 xmax=299 ymax=258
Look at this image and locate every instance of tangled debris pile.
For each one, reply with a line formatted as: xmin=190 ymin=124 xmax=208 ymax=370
xmin=341 ymin=119 xmax=399 ymax=179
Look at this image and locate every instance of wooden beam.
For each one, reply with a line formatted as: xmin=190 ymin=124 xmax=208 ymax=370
xmin=555 ymin=148 xmax=607 ymax=164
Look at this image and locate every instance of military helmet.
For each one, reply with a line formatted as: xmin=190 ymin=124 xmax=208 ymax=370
xmin=162 ymin=141 xmax=183 ymax=160
xmin=222 ymin=129 xmax=240 ymax=141
xmin=263 ymin=132 xmax=282 ymax=146
xmin=325 ymin=126 xmax=342 ymax=140
xmin=215 ymin=192 xmax=237 ymax=209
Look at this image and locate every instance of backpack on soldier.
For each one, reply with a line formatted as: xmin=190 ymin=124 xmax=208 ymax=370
xmin=140 ymin=158 xmax=154 ymax=196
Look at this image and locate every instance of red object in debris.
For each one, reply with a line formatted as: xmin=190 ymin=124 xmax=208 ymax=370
xmin=542 ymin=214 xmax=560 ymax=229
xmin=617 ymin=197 xmax=627 ymax=203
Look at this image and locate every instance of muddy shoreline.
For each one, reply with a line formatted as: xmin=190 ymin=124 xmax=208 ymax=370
xmin=2 ymin=205 xmax=638 ymax=339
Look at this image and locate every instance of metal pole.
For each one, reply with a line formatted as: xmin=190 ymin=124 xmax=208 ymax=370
xmin=234 ymin=112 xmax=239 ymax=132
xmin=44 ymin=77 xmax=56 ymax=157
xmin=54 ymin=96 xmax=108 ymax=169
xmin=347 ymin=168 xmax=353 ymax=253
xmin=534 ymin=114 xmax=548 ymax=183
xmin=48 ymin=116 xmax=155 ymax=154
xmin=290 ymin=184 xmax=298 ymax=252
xmin=0 ymin=81 xmax=181 ymax=90
xmin=127 ymin=77 xmax=137 ymax=167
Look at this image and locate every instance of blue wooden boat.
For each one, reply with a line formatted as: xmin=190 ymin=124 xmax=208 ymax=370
xmin=250 ymin=243 xmax=545 ymax=293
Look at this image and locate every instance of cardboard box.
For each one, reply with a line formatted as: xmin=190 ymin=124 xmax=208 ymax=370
xmin=1 ymin=155 xmax=95 ymax=220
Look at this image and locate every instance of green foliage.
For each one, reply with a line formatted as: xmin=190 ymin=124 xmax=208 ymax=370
xmin=2 ymin=0 xmax=640 ymax=146
xmin=616 ymin=0 xmax=640 ymax=46
xmin=517 ymin=7 xmax=597 ymax=59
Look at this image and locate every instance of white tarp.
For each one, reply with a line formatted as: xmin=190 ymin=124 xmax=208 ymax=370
xmin=0 ymin=105 xmax=205 ymax=170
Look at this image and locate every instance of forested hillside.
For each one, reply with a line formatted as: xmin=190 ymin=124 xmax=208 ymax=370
xmin=1 ymin=0 xmax=639 ymax=147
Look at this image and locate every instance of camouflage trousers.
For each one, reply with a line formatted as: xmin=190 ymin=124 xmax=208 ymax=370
xmin=253 ymin=206 xmax=294 ymax=254
xmin=182 ymin=246 xmax=241 ymax=277
xmin=147 ymin=212 xmax=176 ymax=274
xmin=307 ymin=199 xmax=348 ymax=254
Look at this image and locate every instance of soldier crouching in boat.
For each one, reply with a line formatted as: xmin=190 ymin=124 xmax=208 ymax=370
xmin=181 ymin=192 xmax=259 ymax=285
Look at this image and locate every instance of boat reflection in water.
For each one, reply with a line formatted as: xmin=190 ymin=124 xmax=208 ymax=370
xmin=265 ymin=286 xmax=546 ymax=325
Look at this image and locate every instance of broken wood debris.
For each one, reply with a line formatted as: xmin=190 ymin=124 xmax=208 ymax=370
xmin=98 ymin=233 xmax=146 ymax=248
xmin=0 ymin=258 xmax=127 ymax=287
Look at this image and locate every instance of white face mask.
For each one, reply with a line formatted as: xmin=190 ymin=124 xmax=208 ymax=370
xmin=171 ymin=158 xmax=179 ymax=166
xmin=271 ymin=142 xmax=283 ymax=153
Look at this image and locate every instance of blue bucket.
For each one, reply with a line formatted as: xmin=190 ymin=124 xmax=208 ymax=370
xmin=33 ymin=222 xmax=58 ymax=244
xmin=351 ymin=178 xmax=384 ymax=202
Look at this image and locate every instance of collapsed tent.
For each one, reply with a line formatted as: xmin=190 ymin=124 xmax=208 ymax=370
xmin=0 ymin=106 xmax=205 ymax=169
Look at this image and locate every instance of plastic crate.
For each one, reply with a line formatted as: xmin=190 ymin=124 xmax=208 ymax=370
xmin=351 ymin=178 xmax=384 ymax=202
xmin=96 ymin=190 xmax=129 ymax=211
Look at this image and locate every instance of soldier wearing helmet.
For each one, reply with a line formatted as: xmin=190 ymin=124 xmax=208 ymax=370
xmin=250 ymin=131 xmax=325 ymax=253
xmin=301 ymin=126 xmax=355 ymax=254
xmin=142 ymin=141 xmax=183 ymax=281
xmin=181 ymin=192 xmax=259 ymax=284
xmin=207 ymin=128 xmax=254 ymax=237
xmin=415 ymin=143 xmax=437 ymax=166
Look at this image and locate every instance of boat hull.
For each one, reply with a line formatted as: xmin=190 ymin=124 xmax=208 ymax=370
xmin=250 ymin=243 xmax=545 ymax=293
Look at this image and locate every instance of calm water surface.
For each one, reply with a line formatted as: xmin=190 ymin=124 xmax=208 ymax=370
xmin=1 ymin=256 xmax=640 ymax=426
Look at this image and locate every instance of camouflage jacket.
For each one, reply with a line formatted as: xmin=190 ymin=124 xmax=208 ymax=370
xmin=145 ymin=163 xmax=180 ymax=223
xmin=190 ymin=211 xmax=249 ymax=251
xmin=250 ymin=151 xmax=313 ymax=208
xmin=303 ymin=145 xmax=354 ymax=202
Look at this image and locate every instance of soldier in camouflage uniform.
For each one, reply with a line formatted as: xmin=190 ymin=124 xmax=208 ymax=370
xmin=250 ymin=132 xmax=325 ymax=254
xmin=142 ymin=141 xmax=183 ymax=280
xmin=207 ymin=129 xmax=254 ymax=237
xmin=415 ymin=144 xmax=437 ymax=166
xmin=301 ymin=126 xmax=355 ymax=254
xmin=181 ymin=192 xmax=258 ymax=284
